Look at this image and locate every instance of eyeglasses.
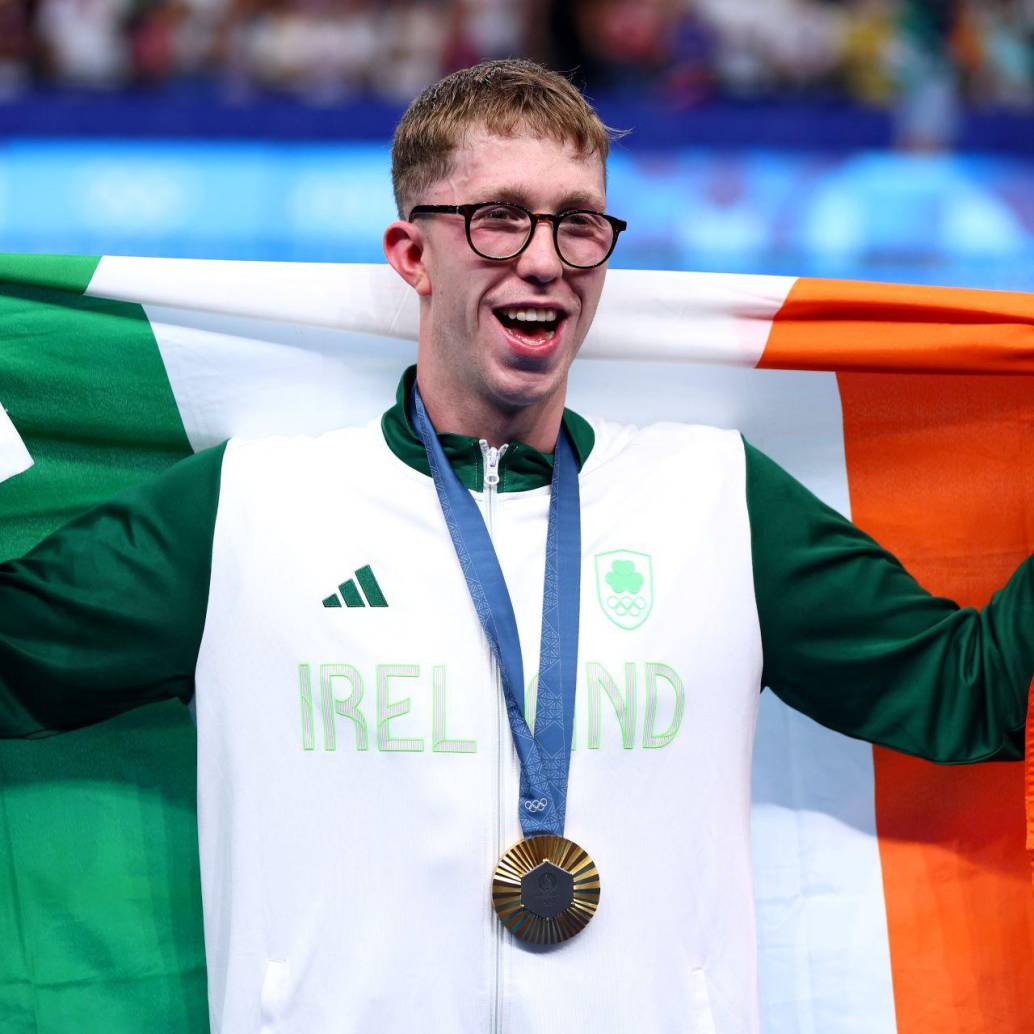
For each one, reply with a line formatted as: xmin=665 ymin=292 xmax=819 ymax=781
xmin=408 ymin=201 xmax=628 ymax=269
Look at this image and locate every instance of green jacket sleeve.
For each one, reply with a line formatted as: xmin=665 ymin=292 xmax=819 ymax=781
xmin=0 ymin=442 xmax=226 ymax=738
xmin=744 ymin=436 xmax=1034 ymax=763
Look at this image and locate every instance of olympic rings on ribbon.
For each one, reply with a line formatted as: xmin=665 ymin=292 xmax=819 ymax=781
xmin=524 ymin=798 xmax=548 ymax=813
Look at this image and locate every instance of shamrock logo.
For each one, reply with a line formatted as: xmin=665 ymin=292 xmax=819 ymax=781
xmin=605 ymin=559 xmax=644 ymax=595
xmin=595 ymin=550 xmax=653 ymax=630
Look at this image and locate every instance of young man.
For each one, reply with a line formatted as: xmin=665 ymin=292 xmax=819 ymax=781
xmin=1 ymin=60 xmax=1032 ymax=1033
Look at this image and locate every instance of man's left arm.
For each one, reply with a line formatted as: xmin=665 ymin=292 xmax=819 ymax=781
xmin=744 ymin=437 xmax=1034 ymax=762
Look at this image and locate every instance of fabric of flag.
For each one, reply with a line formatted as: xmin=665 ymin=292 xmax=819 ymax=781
xmin=1 ymin=253 xmax=1032 ymax=1034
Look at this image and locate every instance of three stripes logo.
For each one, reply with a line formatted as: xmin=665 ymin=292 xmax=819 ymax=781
xmin=322 ymin=565 xmax=388 ymax=609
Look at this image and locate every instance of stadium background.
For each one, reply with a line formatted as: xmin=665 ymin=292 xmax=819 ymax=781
xmin=2 ymin=1 xmax=1034 ymax=1032
xmin=1 ymin=0 xmax=1031 ymax=290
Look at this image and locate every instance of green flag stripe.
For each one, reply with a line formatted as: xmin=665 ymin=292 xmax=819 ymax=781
xmin=0 ymin=281 xmax=192 ymax=556
xmin=0 ymin=272 xmax=208 ymax=1031
xmin=0 ymin=254 xmax=101 ymax=296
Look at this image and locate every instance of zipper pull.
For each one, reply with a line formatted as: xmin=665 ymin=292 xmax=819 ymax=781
xmin=479 ymin=440 xmax=509 ymax=490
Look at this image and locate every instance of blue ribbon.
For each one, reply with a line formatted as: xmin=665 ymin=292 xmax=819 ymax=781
xmin=410 ymin=385 xmax=581 ymax=838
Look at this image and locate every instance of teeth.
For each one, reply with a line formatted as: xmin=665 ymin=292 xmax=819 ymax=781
xmin=502 ymin=307 xmax=559 ymax=323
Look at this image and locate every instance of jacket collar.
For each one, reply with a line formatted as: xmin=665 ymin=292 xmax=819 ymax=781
xmin=380 ymin=366 xmax=595 ymax=493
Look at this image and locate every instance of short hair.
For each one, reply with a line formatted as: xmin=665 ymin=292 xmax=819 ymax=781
xmin=391 ymin=59 xmax=621 ymax=216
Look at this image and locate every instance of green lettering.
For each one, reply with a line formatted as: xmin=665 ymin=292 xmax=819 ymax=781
xmin=643 ymin=662 xmax=685 ymax=748
xmin=432 ymin=665 xmax=476 ymax=753
xmin=377 ymin=664 xmax=424 ymax=752
xmin=587 ymin=661 xmax=637 ymax=750
xmin=298 ymin=663 xmax=316 ymax=751
xmin=320 ymin=663 xmax=368 ymax=751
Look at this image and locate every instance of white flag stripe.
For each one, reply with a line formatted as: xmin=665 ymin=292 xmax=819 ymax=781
xmin=0 ymin=403 xmax=33 ymax=485
xmin=143 ymin=304 xmax=414 ymax=451
xmin=88 ymin=257 xmax=794 ymax=367
xmin=588 ymin=268 xmax=794 ymax=365
xmin=88 ymin=258 xmax=421 ymax=340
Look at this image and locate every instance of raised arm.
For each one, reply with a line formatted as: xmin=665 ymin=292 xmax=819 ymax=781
xmin=744 ymin=437 xmax=1034 ymax=763
xmin=0 ymin=442 xmax=226 ymax=737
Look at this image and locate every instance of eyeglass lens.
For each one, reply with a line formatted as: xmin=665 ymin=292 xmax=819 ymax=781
xmin=469 ymin=204 xmax=614 ymax=266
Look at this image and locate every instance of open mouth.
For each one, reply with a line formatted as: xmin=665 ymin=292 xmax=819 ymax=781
xmin=493 ymin=306 xmax=563 ymax=347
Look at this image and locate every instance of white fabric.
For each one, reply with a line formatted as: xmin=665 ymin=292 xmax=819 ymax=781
xmin=0 ymin=402 xmax=32 ymax=486
xmin=87 ymin=257 xmax=793 ymax=366
xmin=196 ymin=418 xmax=763 ymax=1033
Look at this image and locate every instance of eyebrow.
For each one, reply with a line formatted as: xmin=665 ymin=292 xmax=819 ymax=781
xmin=484 ymin=188 xmax=606 ymax=212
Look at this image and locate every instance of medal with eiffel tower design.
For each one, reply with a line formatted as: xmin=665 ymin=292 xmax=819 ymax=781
xmin=492 ymin=835 xmax=600 ymax=945
xmin=411 ymin=385 xmax=600 ymax=944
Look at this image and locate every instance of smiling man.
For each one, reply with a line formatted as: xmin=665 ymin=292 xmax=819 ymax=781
xmin=384 ymin=90 xmax=617 ymax=451
xmin=1 ymin=59 xmax=1033 ymax=1034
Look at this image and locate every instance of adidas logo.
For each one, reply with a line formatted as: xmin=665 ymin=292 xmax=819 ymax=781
xmin=322 ymin=565 xmax=388 ymax=609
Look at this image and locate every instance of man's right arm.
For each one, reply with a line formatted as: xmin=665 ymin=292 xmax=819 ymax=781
xmin=0 ymin=442 xmax=227 ymax=737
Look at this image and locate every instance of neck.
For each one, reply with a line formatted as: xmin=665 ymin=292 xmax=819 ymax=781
xmin=415 ymin=370 xmax=567 ymax=453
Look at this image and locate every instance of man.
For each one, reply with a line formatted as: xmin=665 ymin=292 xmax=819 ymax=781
xmin=1 ymin=59 xmax=1031 ymax=1033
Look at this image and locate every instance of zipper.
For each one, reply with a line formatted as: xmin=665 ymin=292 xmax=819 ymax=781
xmin=479 ymin=439 xmax=508 ymax=1034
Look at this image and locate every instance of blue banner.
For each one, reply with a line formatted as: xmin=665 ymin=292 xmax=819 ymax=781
xmin=3 ymin=140 xmax=1032 ymax=290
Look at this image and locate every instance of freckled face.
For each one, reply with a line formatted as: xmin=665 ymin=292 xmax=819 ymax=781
xmin=415 ymin=130 xmax=608 ymax=416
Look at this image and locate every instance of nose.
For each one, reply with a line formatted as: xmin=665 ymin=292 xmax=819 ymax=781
xmin=514 ymin=218 xmax=563 ymax=283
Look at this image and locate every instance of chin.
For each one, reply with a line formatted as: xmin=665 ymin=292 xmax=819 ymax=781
xmin=483 ymin=356 xmax=567 ymax=410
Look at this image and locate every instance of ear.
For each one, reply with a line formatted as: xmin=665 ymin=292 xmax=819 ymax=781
xmin=383 ymin=220 xmax=432 ymax=297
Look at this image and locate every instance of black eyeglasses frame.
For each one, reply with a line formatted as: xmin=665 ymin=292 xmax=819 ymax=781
xmin=407 ymin=202 xmax=628 ymax=269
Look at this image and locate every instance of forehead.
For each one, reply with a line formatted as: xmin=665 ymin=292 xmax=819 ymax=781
xmin=428 ymin=129 xmax=607 ymax=210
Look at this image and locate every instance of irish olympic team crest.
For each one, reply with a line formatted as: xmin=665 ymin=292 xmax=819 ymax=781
xmin=594 ymin=549 xmax=653 ymax=631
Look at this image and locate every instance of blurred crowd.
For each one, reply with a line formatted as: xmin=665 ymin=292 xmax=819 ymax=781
xmin=0 ymin=0 xmax=1031 ymax=108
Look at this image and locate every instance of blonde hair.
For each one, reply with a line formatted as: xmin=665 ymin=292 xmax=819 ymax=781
xmin=391 ymin=59 xmax=620 ymax=216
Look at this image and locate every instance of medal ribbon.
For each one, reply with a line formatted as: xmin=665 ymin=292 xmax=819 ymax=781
xmin=410 ymin=385 xmax=581 ymax=838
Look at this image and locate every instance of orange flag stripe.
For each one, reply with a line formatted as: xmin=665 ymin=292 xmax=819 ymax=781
xmin=834 ymin=372 xmax=1034 ymax=1033
xmin=759 ymin=276 xmax=1034 ymax=373
xmin=765 ymin=277 xmax=1034 ymax=1000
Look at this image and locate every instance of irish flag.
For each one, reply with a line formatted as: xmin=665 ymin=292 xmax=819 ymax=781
xmin=1 ymin=254 xmax=1032 ymax=1033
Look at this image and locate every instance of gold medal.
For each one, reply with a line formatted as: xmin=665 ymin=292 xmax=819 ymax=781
xmin=492 ymin=835 xmax=600 ymax=945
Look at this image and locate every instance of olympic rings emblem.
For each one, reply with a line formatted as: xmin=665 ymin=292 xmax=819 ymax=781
xmin=524 ymin=797 xmax=549 ymax=813
xmin=606 ymin=594 xmax=645 ymax=618
xmin=595 ymin=550 xmax=653 ymax=630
